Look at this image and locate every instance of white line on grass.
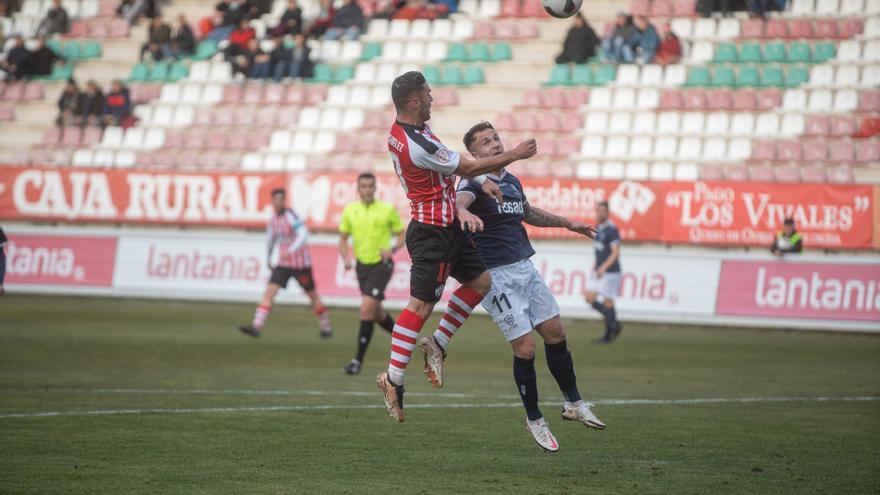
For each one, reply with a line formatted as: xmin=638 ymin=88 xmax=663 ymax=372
xmin=37 ymin=388 xmax=495 ymax=399
xmin=1 ymin=396 xmax=877 ymax=419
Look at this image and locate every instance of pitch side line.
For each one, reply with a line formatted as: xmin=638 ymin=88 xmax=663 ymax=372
xmin=23 ymin=388 xmax=501 ymax=399
xmin=1 ymin=396 xmax=877 ymax=419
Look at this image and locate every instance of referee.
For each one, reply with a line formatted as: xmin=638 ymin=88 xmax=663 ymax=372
xmin=339 ymin=172 xmax=405 ymax=375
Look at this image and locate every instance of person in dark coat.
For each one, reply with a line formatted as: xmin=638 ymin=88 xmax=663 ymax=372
xmin=601 ymin=12 xmax=636 ymax=63
xmin=172 ymin=15 xmax=196 ymax=57
xmin=26 ymin=36 xmax=64 ymax=77
xmin=78 ymin=80 xmax=104 ymax=127
xmin=56 ymin=78 xmax=82 ymax=126
xmin=272 ymin=0 xmax=303 ymax=36
xmin=325 ymin=0 xmax=365 ymax=40
xmin=102 ymin=79 xmax=132 ymax=127
xmin=140 ymin=15 xmax=172 ymax=60
xmin=37 ymin=0 xmax=69 ymax=36
xmin=0 ymin=36 xmax=30 ymax=81
xmin=555 ymin=13 xmax=599 ymax=64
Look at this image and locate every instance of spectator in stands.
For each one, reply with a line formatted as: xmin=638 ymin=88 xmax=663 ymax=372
xmin=0 ymin=35 xmax=29 ymax=81
xmin=601 ymin=12 xmax=635 ymax=63
xmin=248 ymin=38 xmax=273 ymax=79
xmin=140 ymin=16 xmax=172 ymax=61
xmin=747 ymin=0 xmax=782 ymax=18
xmin=622 ymin=15 xmax=659 ymax=64
xmin=266 ymin=36 xmax=291 ymax=81
xmin=118 ymin=0 xmax=158 ymax=24
xmin=771 ymin=218 xmax=803 ymax=256
xmin=172 ymin=15 xmax=196 ymax=58
xmin=102 ymin=79 xmax=132 ymax=127
xmin=393 ymin=0 xmax=441 ymax=20
xmin=56 ymin=78 xmax=82 ymax=127
xmin=287 ymin=33 xmax=313 ymax=79
xmin=229 ymin=37 xmax=258 ymax=78
xmin=325 ymin=0 xmax=365 ymax=41
xmin=78 ymin=80 xmax=104 ymax=127
xmin=697 ymin=0 xmax=731 ymax=17
xmin=271 ymin=0 xmax=302 ymax=36
xmin=654 ymin=22 xmax=681 ymax=65
xmin=227 ymin=18 xmax=256 ymax=55
xmin=307 ymin=0 xmax=335 ymax=38
xmin=217 ymin=0 xmax=248 ymax=27
xmin=555 ymin=13 xmax=599 ymax=65
xmin=373 ymin=0 xmax=406 ymax=19
xmin=252 ymin=0 xmax=273 ymax=15
xmin=26 ymin=36 xmax=63 ymax=78
xmin=36 ymin=0 xmax=69 ymax=37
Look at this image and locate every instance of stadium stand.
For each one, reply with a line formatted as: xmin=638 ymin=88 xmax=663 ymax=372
xmin=0 ymin=0 xmax=878 ymax=183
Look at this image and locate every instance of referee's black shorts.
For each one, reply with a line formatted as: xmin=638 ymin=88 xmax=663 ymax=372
xmin=406 ymin=220 xmax=487 ymax=303
xmin=356 ymin=259 xmax=394 ymax=301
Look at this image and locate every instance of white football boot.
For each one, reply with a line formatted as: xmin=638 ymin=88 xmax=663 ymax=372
xmin=561 ymin=401 xmax=606 ymax=430
xmin=525 ymin=417 xmax=560 ymax=453
xmin=419 ymin=336 xmax=446 ymax=389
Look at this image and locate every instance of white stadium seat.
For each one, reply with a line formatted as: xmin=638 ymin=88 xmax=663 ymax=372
xmin=342 ymin=109 xmax=364 ymax=129
xmin=452 ymin=18 xmax=474 ymax=39
xmin=625 ymin=162 xmax=649 ymax=180
xmin=144 ymin=128 xmax=165 ymax=149
xmin=388 ymin=19 xmax=410 ymax=38
xmin=122 ymin=127 xmax=145 ymax=149
xmin=703 ymin=137 xmax=727 ymax=160
xmin=172 ymin=106 xmax=194 ymax=126
xmin=663 ymin=65 xmax=687 ymax=86
xmin=728 ymin=138 xmax=752 ymax=161
xmin=678 ymin=137 xmax=702 ymax=160
xmin=780 ymin=114 xmax=805 ymax=136
xmin=241 ymin=153 xmax=263 ymax=170
xmin=791 ymin=0 xmax=815 ymax=15
xmin=608 ymin=113 xmax=632 ymax=134
xmin=612 ymin=88 xmax=636 ymax=110
xmin=425 ymin=41 xmax=447 ymax=61
xmin=755 ymin=114 xmax=780 ymax=135
xmin=354 ymin=63 xmax=377 ymax=83
xmin=72 ymin=149 xmax=94 ymax=167
xmin=640 ymin=65 xmax=663 ymax=86
xmin=681 ymin=112 xmax=705 ymax=135
xmin=285 ymin=154 xmax=307 ymax=172
xmin=348 ymin=86 xmax=370 ymax=106
xmin=616 ymin=65 xmax=640 ymax=86
xmin=114 ymin=150 xmax=136 ymax=168
xmin=366 ymin=19 xmax=389 ymax=39
xmin=808 ymin=89 xmax=833 ymax=112
xmin=588 ymin=88 xmax=612 ymax=109
xmin=580 ymin=136 xmax=604 ymax=158
xmin=716 ymin=18 xmax=740 ymax=38
xmin=160 ymin=83 xmax=182 ymax=102
xmin=864 ymin=41 xmax=880 ymax=63
xmin=298 ymin=107 xmax=321 ymax=128
xmin=601 ymin=162 xmax=625 ymax=180
xmin=181 ymin=83 xmax=202 ymax=104
xmin=381 ymin=41 xmax=404 ymax=60
xmin=657 ymin=112 xmax=681 ymax=135
xmin=585 ymin=112 xmax=608 ymax=133
xmin=692 ymin=18 xmax=716 ymax=39
xmin=576 ymin=161 xmax=600 ymax=179
xmin=404 ymin=41 xmax=425 ymax=60
xmin=605 ymin=136 xmax=628 ymax=157
xmin=202 ymin=84 xmax=223 ymax=103
xmin=815 ymin=0 xmax=839 ymax=14
xmin=313 ymin=131 xmax=336 ymax=153
xmin=670 ymin=18 xmax=692 ymax=38
xmin=432 ymin=19 xmax=453 ymax=39
xmin=782 ymin=89 xmax=808 ymax=111
xmin=654 ymin=137 xmax=678 ymax=159
xmin=94 ymin=150 xmax=115 ymax=167
xmin=840 ymin=0 xmax=863 ymax=13
xmin=730 ymin=113 xmax=754 ymax=136
xmin=291 ymin=131 xmax=314 ymax=153
xmin=270 ymin=130 xmax=292 ymax=152
xmin=636 ymin=88 xmax=659 ymax=109
xmin=263 ymin=153 xmax=285 ymax=171
xmin=690 ymin=41 xmax=714 ymax=63
xmin=632 ymin=112 xmax=656 ymax=135
xmin=674 ymin=163 xmax=699 ymax=181
xmin=340 ymin=41 xmax=363 ymax=61
xmin=319 ymin=108 xmax=342 ymax=129
xmin=629 ymin=137 xmax=653 ymax=159
xmin=833 ymin=89 xmax=858 ymax=112
xmin=809 ymin=66 xmax=834 ymax=87
xmin=705 ymin=112 xmax=730 ymax=135
xmin=834 ymin=65 xmax=859 ymax=87
xmin=101 ymin=126 xmax=124 ymax=147
xmin=651 ymin=162 xmax=675 ymax=181
xmin=836 ymin=40 xmax=861 ymax=62
xmin=861 ymin=66 xmax=880 ymax=87
xmin=410 ymin=19 xmax=431 ymax=39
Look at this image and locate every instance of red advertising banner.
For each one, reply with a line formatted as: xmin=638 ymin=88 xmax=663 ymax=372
xmin=874 ymin=186 xmax=880 ymax=249
xmin=716 ymin=260 xmax=880 ymax=322
xmin=661 ymin=181 xmax=875 ymax=249
xmin=4 ymin=234 xmax=117 ymax=286
xmin=0 ymin=166 xmax=286 ymax=227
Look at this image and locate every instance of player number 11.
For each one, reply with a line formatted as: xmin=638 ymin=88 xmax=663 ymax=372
xmin=492 ymin=293 xmax=512 ymax=313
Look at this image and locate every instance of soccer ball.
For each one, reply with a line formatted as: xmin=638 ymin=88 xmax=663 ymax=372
xmin=542 ymin=0 xmax=583 ymax=18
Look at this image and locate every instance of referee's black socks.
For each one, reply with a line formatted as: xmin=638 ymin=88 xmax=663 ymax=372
xmin=378 ymin=314 xmax=395 ymax=333
xmin=355 ymin=320 xmax=375 ymax=363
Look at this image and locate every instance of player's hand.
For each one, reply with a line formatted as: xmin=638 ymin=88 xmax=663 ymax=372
xmin=343 ymin=258 xmax=353 ymax=270
xmin=266 ymin=262 xmax=274 ymax=271
xmin=481 ymin=179 xmax=503 ymax=204
xmin=567 ymin=221 xmax=597 ymax=238
xmin=459 ymin=210 xmax=484 ymax=233
xmin=380 ymin=249 xmax=393 ymax=262
xmin=595 ymin=268 xmax=606 ymax=278
xmin=512 ymin=139 xmax=538 ymax=160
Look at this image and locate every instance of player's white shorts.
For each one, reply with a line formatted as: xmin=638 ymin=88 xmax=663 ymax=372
xmin=482 ymin=259 xmax=560 ymax=342
xmin=586 ymin=271 xmax=622 ymax=302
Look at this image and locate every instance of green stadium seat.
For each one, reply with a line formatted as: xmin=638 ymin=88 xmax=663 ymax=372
xmin=81 ymin=41 xmax=101 ymax=59
xmin=735 ymin=66 xmax=759 ymax=87
xmin=763 ymin=43 xmax=786 ymax=63
xmin=686 ymin=66 xmax=711 ymax=86
xmin=594 ymin=64 xmax=616 ymax=85
xmin=787 ymin=42 xmax=811 ymax=63
xmin=310 ymin=63 xmax=334 ymax=83
xmin=445 ymin=43 xmax=468 ymax=62
xmin=812 ymin=42 xmax=836 ymax=63
xmin=359 ymin=42 xmax=381 ymax=61
xmin=167 ymin=61 xmax=188 ymax=81
xmin=440 ymin=66 xmax=463 ymax=85
xmin=571 ymin=64 xmax=593 ymax=85
xmin=713 ymin=66 xmax=736 ymax=87
xmin=422 ymin=65 xmax=440 ymax=85
xmin=713 ymin=43 xmax=737 ymax=63
xmin=469 ymin=43 xmax=491 ymax=62
xmin=738 ymin=43 xmax=762 ymax=63
xmin=192 ymin=40 xmax=218 ymax=60
xmin=784 ymin=66 xmax=809 ymax=87
xmin=46 ymin=39 xmax=62 ymax=54
xmin=546 ymin=64 xmax=570 ymax=86
xmin=491 ymin=43 xmax=512 ymax=61
xmin=760 ymin=66 xmax=784 ymax=87
xmin=62 ymin=42 xmax=81 ymax=60
xmin=129 ymin=62 xmax=150 ymax=81
xmin=148 ymin=62 xmax=169 ymax=82
xmin=333 ymin=65 xmax=354 ymax=83
xmin=463 ymin=65 xmax=485 ymax=84
xmin=49 ymin=63 xmax=73 ymax=81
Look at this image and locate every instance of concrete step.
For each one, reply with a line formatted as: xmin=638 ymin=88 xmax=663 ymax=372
xmin=72 ymin=59 xmax=137 ymax=84
xmin=483 ymin=62 xmax=553 ymax=85
xmin=0 ymin=125 xmax=44 ymax=148
xmin=100 ymin=38 xmax=149 ymax=62
xmin=453 ymin=85 xmax=528 ymax=109
xmin=5 ymin=101 xmax=56 ymax=125
xmin=511 ymin=40 xmax=563 ymax=63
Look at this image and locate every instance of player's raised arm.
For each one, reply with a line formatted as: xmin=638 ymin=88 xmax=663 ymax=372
xmin=523 ymin=203 xmax=596 ymax=238
xmin=455 ymin=189 xmax=484 ymax=233
xmin=456 ymin=139 xmax=537 ymax=178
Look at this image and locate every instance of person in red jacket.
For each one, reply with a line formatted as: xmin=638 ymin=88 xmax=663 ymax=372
xmin=654 ymin=22 xmax=682 ymax=65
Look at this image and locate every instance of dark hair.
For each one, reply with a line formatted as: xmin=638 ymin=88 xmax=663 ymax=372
xmin=271 ymin=188 xmax=286 ymax=197
xmin=357 ymin=172 xmax=376 ymax=183
xmin=783 ymin=217 xmax=795 ymax=226
xmin=597 ymin=200 xmax=609 ymax=209
xmin=391 ymin=71 xmax=426 ymax=110
xmin=463 ymin=121 xmax=495 ymax=151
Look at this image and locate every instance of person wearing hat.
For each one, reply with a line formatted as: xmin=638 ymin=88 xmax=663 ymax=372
xmin=770 ymin=218 xmax=803 ymax=256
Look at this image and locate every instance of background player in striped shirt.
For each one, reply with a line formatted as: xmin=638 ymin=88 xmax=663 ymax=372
xmin=238 ymin=188 xmax=333 ymax=339
xmin=585 ymin=201 xmax=623 ymax=344
xmin=339 ymin=172 xmax=406 ymax=375
xmin=456 ymin=122 xmax=604 ymax=452
xmin=377 ymin=71 xmax=537 ymax=423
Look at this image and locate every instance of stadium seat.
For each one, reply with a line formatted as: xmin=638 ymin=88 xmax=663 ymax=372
xmin=781 ymin=114 xmax=806 ymax=135
xmin=571 ymin=65 xmax=593 ymax=85
xmin=756 ymin=89 xmax=782 ymax=110
xmin=589 ymin=88 xmax=612 ymax=109
xmin=625 ymin=161 xmax=649 ymax=180
xmin=735 ymin=67 xmax=759 ymax=88
xmin=786 ymin=19 xmax=810 ymax=39
xmin=594 ymin=65 xmax=617 ymax=86
xmin=691 ymin=41 xmax=715 ymax=63
xmin=600 ymin=161 xmax=625 ymax=180
xmin=654 ymin=137 xmax=677 ymax=159
xmin=785 ymin=67 xmax=809 ymax=88
xmin=835 ymin=65 xmax=860 ymax=87
xmin=640 ymin=65 xmax=663 ymax=86
xmin=717 ymin=18 xmax=740 ymax=38
xmin=491 ymin=43 xmax=513 ymax=61
xmin=576 ymin=161 xmax=600 ymax=179
xmin=657 ymin=112 xmax=681 ymax=135
xmin=629 ymin=137 xmax=652 ymax=159
xmin=755 ymin=114 xmax=780 ymax=135
xmin=682 ymin=112 xmax=706 ymax=135
xmin=685 ymin=67 xmax=710 ymax=87
xmin=650 ymin=162 xmax=674 ymax=181
xmin=710 ymin=43 xmax=735 ymax=64
xmin=659 ymin=90 xmax=683 ymax=110
xmin=546 ymin=65 xmax=570 ymax=86
xmin=760 ymin=67 xmax=784 ymax=88
xmin=705 ymin=112 xmax=730 ymax=135
xmin=616 ymin=65 xmax=640 ymax=86
xmin=693 ymin=18 xmax=716 ymax=38
xmin=740 ymin=19 xmax=764 ymax=38
xmin=855 ymin=139 xmax=880 ymax=163
xmin=613 ymin=88 xmax=636 ymax=109
xmin=663 ymin=65 xmax=687 ymax=86
xmin=748 ymin=165 xmax=774 ymax=182
xmin=632 ymin=112 xmax=657 ymax=135
xmin=608 ymin=113 xmax=632 ymax=134
xmin=584 ymin=112 xmax=608 ymax=133
xmin=707 ymin=89 xmax=732 ymax=111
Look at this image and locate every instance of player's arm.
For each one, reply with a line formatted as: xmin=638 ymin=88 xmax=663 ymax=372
xmin=455 ymin=139 xmax=537 ymax=178
xmin=523 ymin=203 xmax=596 ymax=238
xmin=596 ymin=244 xmax=620 ymax=277
xmin=455 ymin=191 xmax=484 ymax=233
xmin=286 ymin=221 xmax=309 ymax=253
xmin=338 ymin=232 xmax=353 ymax=269
xmin=265 ymin=223 xmax=275 ymax=270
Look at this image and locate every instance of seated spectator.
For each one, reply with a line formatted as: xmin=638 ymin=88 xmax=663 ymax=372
xmin=78 ymin=80 xmax=104 ymax=127
xmin=217 ymin=0 xmax=248 ymax=28
xmin=252 ymin=0 xmax=273 ymax=15
xmin=226 ymin=18 xmax=256 ymax=56
xmin=0 ymin=35 xmax=30 ymax=81
xmin=56 ymin=78 xmax=81 ymax=127
xmin=265 ymin=36 xmax=290 ymax=81
xmin=37 ymin=0 xmax=69 ymax=37
xmin=248 ymin=39 xmax=273 ymax=79
xmin=271 ymin=0 xmax=302 ymax=36
xmin=325 ymin=0 xmax=365 ymax=41
xmin=140 ymin=16 xmax=172 ymax=61
xmin=119 ymin=0 xmax=160 ymax=25
xmin=747 ymin=0 xmax=782 ymax=18
xmin=622 ymin=15 xmax=659 ymax=64
xmin=172 ymin=15 xmax=196 ymax=58
xmin=102 ymin=79 xmax=132 ymax=127
xmin=555 ymin=13 xmax=599 ymax=65
xmin=654 ymin=22 xmax=681 ymax=65
xmin=307 ymin=0 xmax=335 ymax=38
xmin=26 ymin=36 xmax=64 ymax=78
xmin=697 ymin=0 xmax=731 ymax=17
xmin=287 ymin=33 xmax=313 ymax=79
xmin=373 ymin=0 xmax=407 ymax=19
xmin=601 ymin=12 xmax=635 ymax=63
xmin=229 ymin=37 xmax=258 ymax=78
xmin=393 ymin=0 xmax=442 ymax=20
xmin=771 ymin=218 xmax=803 ymax=256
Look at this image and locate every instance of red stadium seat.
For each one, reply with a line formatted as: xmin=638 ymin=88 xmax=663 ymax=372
xmin=756 ymin=89 xmax=782 ymax=110
xmin=855 ymin=138 xmax=880 ymax=163
xmin=220 ymin=152 xmax=244 ymax=169
xmin=813 ymin=19 xmax=837 ymax=39
xmin=306 ymin=86 xmax=328 ymax=105
xmin=495 ymin=113 xmax=516 ymax=132
xmin=213 ymin=106 xmax=235 ymax=126
xmin=42 ymin=128 xmax=62 ymax=144
xmin=520 ymin=89 xmax=542 ymax=108
xmin=828 ymin=140 xmax=855 ymax=162
xmin=495 ymin=22 xmax=517 ymax=39
xmin=837 ymin=19 xmax=863 ymax=39
xmin=335 ymin=133 xmax=356 ymax=152
xmin=538 ymin=113 xmax=560 ymax=132
xmin=225 ymin=131 xmax=249 ymax=150
xmin=163 ymin=130 xmax=185 ymax=148
xmin=555 ymin=137 xmax=579 ymax=156
xmin=264 ymin=85 xmax=285 ymax=104
xmin=560 ymin=113 xmax=584 ymax=132
xmin=194 ymin=107 xmax=214 ymax=125
xmin=707 ymin=89 xmax=732 ymax=111
xmin=748 ymin=165 xmax=775 ymax=182
xmin=234 ymin=106 xmax=256 ymax=126
xmin=565 ymin=88 xmax=589 ymax=106
xmin=173 ymin=149 xmax=200 ymax=169
xmin=276 ymin=108 xmax=300 ymax=126
xmin=800 ymin=165 xmax=827 ymax=183
xmin=243 ymin=84 xmax=263 ymax=104
xmin=787 ymin=19 xmax=813 ymax=39
xmin=673 ymin=0 xmax=697 ymax=15
xmin=89 ymin=20 xmax=109 ymax=38
xmin=82 ymin=127 xmax=103 ymax=146
xmin=474 ymin=22 xmax=495 ymax=38
xmin=362 ymin=110 xmax=386 ymax=130
xmin=802 ymin=139 xmax=828 ymax=161
xmin=282 ymin=85 xmax=304 ymax=105
xmin=521 ymin=0 xmax=547 ymax=16
xmin=205 ymin=130 xmax=228 ymax=150
xmin=515 ymin=113 xmax=539 ymax=132
xmin=740 ymin=19 xmax=764 ymax=38
xmin=540 ymin=138 xmax=558 ymax=156
xmin=68 ymin=20 xmax=88 ymax=37
xmin=24 ymin=82 xmax=44 ymax=101
xmin=542 ymin=88 xmax=565 ymax=108
xmin=62 ymin=127 xmax=82 ymax=146
xmin=516 ymin=22 xmax=540 ymax=39
xmin=750 ymin=140 xmax=777 ymax=161
xmin=551 ymin=161 xmax=575 ymax=177
xmin=222 ymin=85 xmax=242 ymax=103
xmin=774 ymin=164 xmax=801 ymax=183
xmin=830 ymin=116 xmax=857 ymax=137
xmin=858 ymin=91 xmax=880 ymax=112
xmin=659 ymin=90 xmax=683 ymax=110
xmin=255 ymin=106 xmax=277 ymax=126
xmin=804 ymin=115 xmax=830 ymax=136
xmin=500 ymin=0 xmax=521 ymax=17
xmin=700 ymin=164 xmax=724 ymax=181
xmin=650 ymin=0 xmax=673 ymax=16
xmin=683 ymin=89 xmax=708 ymax=110
xmin=826 ymin=164 xmax=853 ymax=183
xmin=249 ymin=129 xmax=271 ymax=148
xmin=184 ymin=130 xmax=207 ymax=150
xmin=110 ymin=19 xmax=130 ymax=37
xmin=197 ymin=150 xmax=224 ymax=169
xmin=764 ymin=19 xmax=788 ymax=39
xmin=856 ymin=117 xmax=880 ymax=137
xmin=723 ymin=164 xmax=748 ymax=181
xmin=630 ymin=0 xmax=650 ymax=16
xmin=777 ymin=140 xmax=803 ymax=161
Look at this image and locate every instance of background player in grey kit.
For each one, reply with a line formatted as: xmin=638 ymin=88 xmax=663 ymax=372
xmin=584 ymin=200 xmax=622 ymax=344
xmin=456 ymin=122 xmax=605 ymax=452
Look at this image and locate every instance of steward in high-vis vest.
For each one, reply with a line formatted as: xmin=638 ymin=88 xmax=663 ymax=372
xmin=771 ymin=217 xmax=803 ymax=256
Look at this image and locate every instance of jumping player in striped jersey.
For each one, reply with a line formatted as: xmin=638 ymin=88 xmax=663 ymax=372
xmin=456 ymin=122 xmax=604 ymax=452
xmin=377 ymin=71 xmax=538 ymax=423
xmin=238 ymin=188 xmax=333 ymax=339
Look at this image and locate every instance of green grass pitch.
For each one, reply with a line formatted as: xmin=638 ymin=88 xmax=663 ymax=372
xmin=1 ymin=294 xmax=878 ymax=494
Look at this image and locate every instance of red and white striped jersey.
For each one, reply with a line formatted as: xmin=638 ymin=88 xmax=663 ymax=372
xmin=388 ymin=121 xmax=462 ymax=227
xmin=267 ymin=208 xmax=311 ymax=269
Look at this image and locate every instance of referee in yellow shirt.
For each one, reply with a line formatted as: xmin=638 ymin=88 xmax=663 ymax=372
xmin=339 ymin=172 xmax=405 ymax=375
